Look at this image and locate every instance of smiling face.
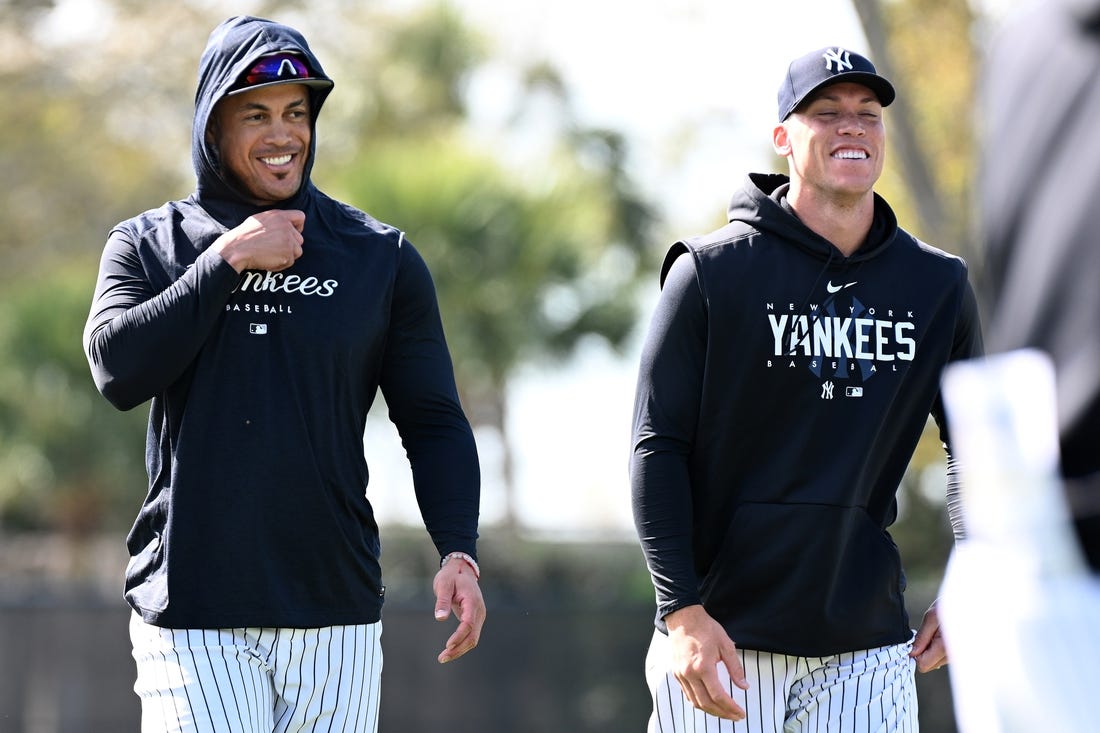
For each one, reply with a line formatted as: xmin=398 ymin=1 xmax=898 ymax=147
xmin=773 ymin=81 xmax=885 ymax=205
xmin=208 ymin=83 xmax=312 ymax=206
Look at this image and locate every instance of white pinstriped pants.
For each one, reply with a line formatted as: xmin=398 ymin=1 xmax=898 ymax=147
xmin=130 ymin=613 xmax=382 ymax=733
xmin=645 ymin=629 xmax=919 ymax=733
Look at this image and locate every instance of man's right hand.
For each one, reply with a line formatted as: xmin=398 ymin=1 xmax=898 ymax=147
xmin=665 ymin=604 xmax=749 ymax=722
xmin=213 ymin=209 xmax=306 ymax=273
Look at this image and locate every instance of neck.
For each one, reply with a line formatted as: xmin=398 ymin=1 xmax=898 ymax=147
xmin=786 ymin=185 xmax=875 ymax=257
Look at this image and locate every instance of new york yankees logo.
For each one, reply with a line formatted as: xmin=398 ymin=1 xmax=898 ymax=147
xmin=823 ymin=48 xmax=853 ymax=72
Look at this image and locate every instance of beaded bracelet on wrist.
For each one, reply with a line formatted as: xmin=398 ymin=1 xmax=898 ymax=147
xmin=440 ymin=551 xmax=480 ymax=580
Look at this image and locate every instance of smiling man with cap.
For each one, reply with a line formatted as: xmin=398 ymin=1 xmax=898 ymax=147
xmin=631 ymin=45 xmax=982 ymax=731
xmin=84 ymin=16 xmax=484 ymax=732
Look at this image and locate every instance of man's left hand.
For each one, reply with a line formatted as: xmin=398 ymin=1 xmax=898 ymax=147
xmin=911 ymin=601 xmax=947 ymax=672
xmin=432 ymin=558 xmax=486 ymax=664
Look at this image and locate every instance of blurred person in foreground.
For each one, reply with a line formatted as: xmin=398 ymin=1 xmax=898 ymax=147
xmin=83 ymin=16 xmax=483 ymax=732
xmin=630 ymin=46 xmax=982 ymax=731
xmin=976 ymin=0 xmax=1100 ymax=572
xmin=937 ymin=0 xmax=1100 ymax=729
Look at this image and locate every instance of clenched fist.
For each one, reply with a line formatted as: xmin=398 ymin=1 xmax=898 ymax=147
xmin=213 ymin=209 xmax=305 ymax=273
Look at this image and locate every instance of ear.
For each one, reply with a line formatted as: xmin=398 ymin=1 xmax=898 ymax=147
xmin=205 ymin=99 xmax=225 ymax=146
xmin=772 ymin=122 xmax=792 ymax=158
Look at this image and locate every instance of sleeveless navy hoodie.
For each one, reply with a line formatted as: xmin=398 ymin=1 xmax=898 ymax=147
xmin=631 ymin=173 xmax=982 ymax=656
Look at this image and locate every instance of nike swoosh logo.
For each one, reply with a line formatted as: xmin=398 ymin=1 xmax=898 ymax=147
xmin=826 ymin=280 xmax=857 ymax=293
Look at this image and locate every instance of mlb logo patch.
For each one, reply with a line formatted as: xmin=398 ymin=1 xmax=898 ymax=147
xmin=249 ymin=323 xmax=268 ymax=335
xmin=846 ymin=387 xmax=864 ymax=397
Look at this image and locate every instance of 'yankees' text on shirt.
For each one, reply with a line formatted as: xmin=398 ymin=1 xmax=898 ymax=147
xmin=234 ymin=270 xmax=339 ymax=297
xmin=765 ymin=299 xmax=917 ymax=379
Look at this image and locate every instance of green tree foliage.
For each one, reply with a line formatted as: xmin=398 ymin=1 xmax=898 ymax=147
xmin=0 ymin=264 xmax=148 ymax=533
xmin=0 ymin=0 xmax=198 ymax=269
xmin=339 ymin=137 xmax=645 ymax=393
xmin=0 ymin=0 xmax=267 ymax=532
xmin=320 ymin=3 xmax=654 ymax=383
xmin=881 ymin=0 xmax=976 ymax=249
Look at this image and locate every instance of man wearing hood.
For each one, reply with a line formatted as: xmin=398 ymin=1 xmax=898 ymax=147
xmin=84 ymin=16 xmax=484 ymax=731
xmin=630 ymin=47 xmax=982 ymax=731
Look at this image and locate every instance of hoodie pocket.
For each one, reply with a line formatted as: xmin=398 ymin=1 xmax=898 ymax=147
xmin=124 ymin=533 xmax=168 ymax=614
xmin=699 ymin=502 xmax=907 ymax=656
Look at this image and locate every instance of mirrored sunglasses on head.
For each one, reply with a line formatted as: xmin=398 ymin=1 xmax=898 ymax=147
xmin=243 ymin=53 xmax=312 ymax=86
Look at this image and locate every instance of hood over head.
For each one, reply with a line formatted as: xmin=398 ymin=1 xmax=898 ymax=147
xmin=192 ymin=16 xmax=334 ymax=219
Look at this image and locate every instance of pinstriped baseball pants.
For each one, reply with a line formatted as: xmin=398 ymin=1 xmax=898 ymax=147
xmin=645 ymin=629 xmax=919 ymax=733
xmin=130 ymin=613 xmax=383 ymax=733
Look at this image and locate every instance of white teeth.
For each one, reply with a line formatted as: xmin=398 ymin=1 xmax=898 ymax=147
xmin=262 ymin=154 xmax=292 ymax=165
xmin=833 ymin=150 xmax=867 ymax=160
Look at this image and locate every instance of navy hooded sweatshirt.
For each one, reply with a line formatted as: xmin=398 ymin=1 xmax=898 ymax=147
xmin=83 ymin=16 xmax=480 ymax=629
xmin=631 ymin=173 xmax=982 ymax=657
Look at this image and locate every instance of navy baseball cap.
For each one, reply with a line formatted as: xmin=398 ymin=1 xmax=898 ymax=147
xmin=777 ymin=47 xmax=895 ymax=121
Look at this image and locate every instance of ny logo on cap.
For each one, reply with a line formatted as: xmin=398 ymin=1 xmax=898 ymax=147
xmin=822 ymin=48 xmax=853 ymax=73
